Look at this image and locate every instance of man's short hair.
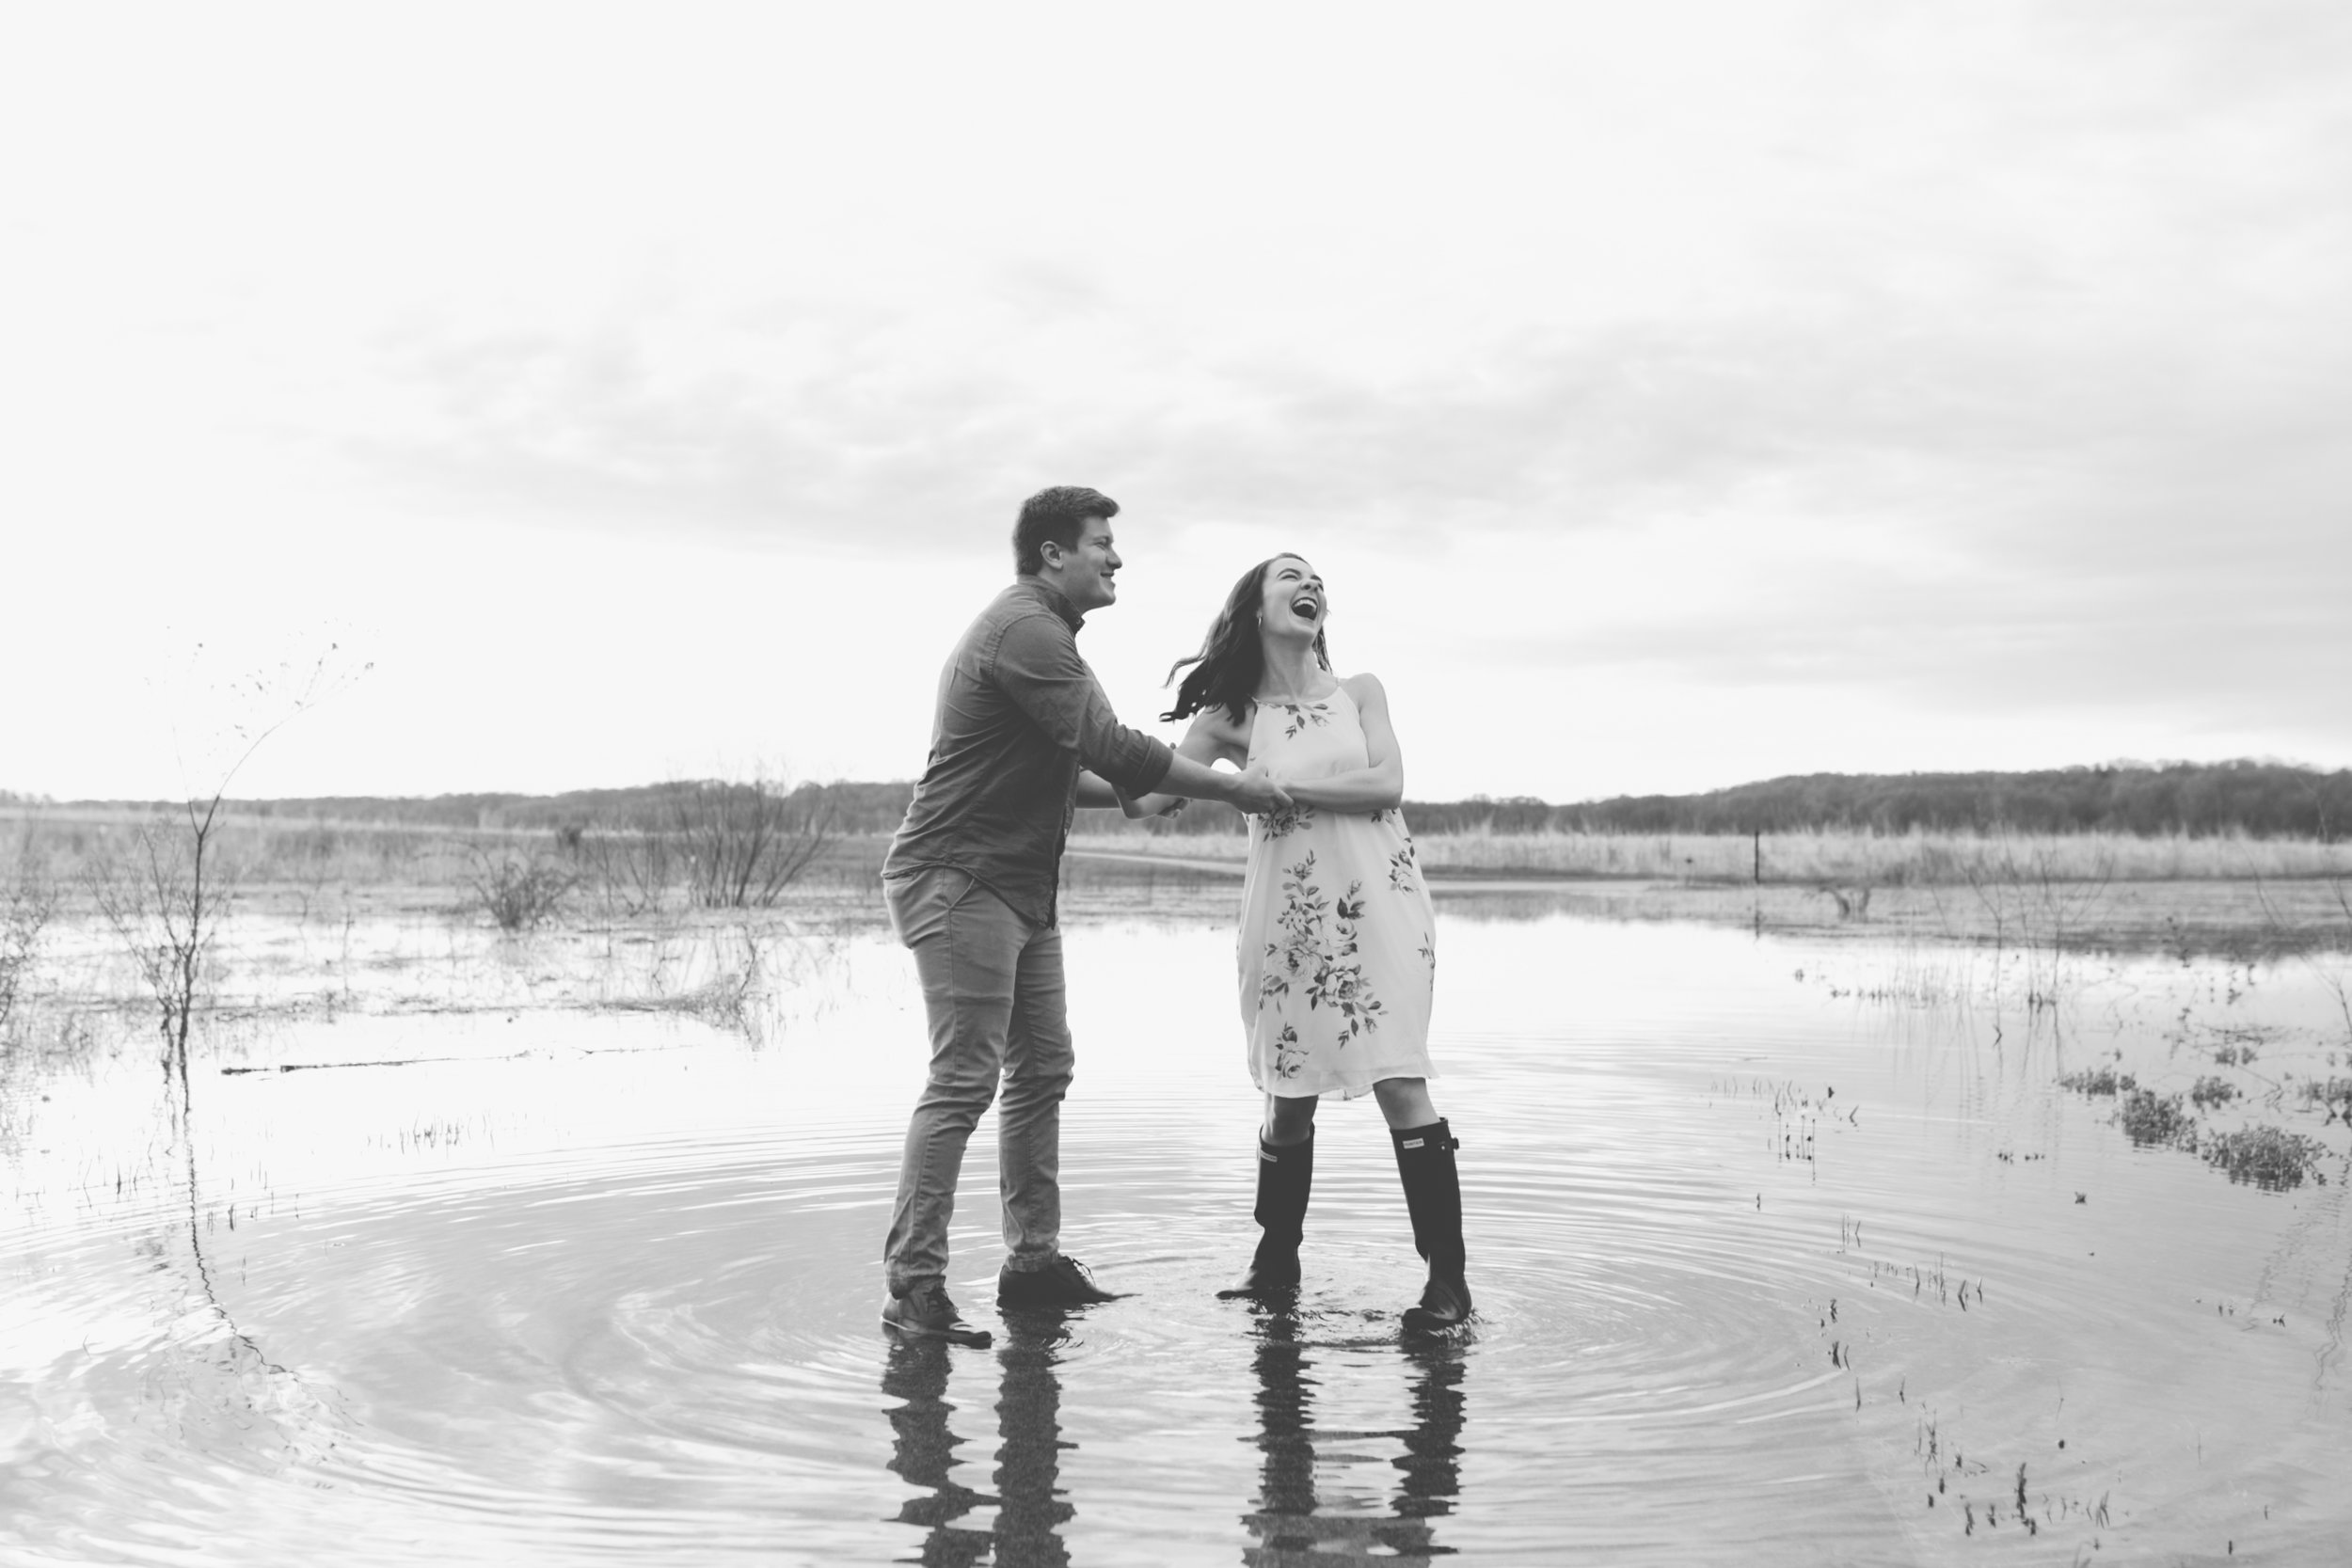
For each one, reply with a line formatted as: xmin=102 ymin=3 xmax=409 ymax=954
xmin=1013 ymin=486 xmax=1120 ymax=576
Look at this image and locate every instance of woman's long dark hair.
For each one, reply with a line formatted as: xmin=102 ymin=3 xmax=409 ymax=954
xmin=1162 ymin=555 xmax=1332 ymax=724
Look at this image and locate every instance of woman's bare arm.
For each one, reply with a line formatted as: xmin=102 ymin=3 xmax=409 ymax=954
xmin=1121 ymin=707 xmax=1252 ymax=817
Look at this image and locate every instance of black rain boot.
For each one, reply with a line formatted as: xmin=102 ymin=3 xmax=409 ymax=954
xmin=1391 ymin=1119 xmax=1471 ymax=1333
xmin=1217 ymin=1131 xmax=1314 ymax=1298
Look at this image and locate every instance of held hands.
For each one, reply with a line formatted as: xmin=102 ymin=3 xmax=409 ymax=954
xmin=1229 ymin=763 xmax=1293 ymax=816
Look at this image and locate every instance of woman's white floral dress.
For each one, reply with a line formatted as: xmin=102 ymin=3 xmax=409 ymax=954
xmin=1236 ymin=683 xmax=1437 ymax=1098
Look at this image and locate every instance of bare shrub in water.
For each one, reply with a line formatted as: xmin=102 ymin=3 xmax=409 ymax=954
xmin=90 ymin=644 xmax=367 ymax=1083
xmin=675 ymin=780 xmax=834 ymax=910
xmin=576 ymin=823 xmax=678 ymax=918
xmin=2305 ymin=876 xmax=2352 ymax=1041
xmin=1817 ymin=884 xmax=1872 ymax=921
xmin=467 ymin=851 xmax=575 ymax=932
xmin=2201 ymin=1127 xmax=2332 ymax=1190
xmin=2253 ymin=872 xmax=2352 ymax=1043
xmin=1960 ymin=833 xmax=2114 ymax=1007
xmin=558 ymin=781 xmax=834 ymax=916
xmin=91 ymin=810 xmax=235 ymax=1084
xmin=0 ymin=854 xmax=57 ymax=1036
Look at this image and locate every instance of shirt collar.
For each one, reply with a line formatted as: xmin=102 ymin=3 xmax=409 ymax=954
xmin=1014 ymin=576 xmax=1086 ymax=632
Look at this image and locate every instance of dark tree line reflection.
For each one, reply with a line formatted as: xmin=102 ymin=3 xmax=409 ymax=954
xmin=881 ymin=1306 xmax=1466 ymax=1567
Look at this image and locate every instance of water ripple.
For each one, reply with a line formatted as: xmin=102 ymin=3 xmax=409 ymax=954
xmin=5 ymin=912 xmax=2350 ymax=1562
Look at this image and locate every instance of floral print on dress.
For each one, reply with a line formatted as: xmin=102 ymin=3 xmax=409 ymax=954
xmin=1258 ymin=801 xmax=1316 ymax=840
xmin=1237 ymin=682 xmax=1435 ymax=1098
xmin=1257 ymin=851 xmax=1327 ymax=1008
xmin=1257 ymin=851 xmax=1383 ymax=1047
xmin=1276 ymin=702 xmax=1332 ymax=740
xmin=1270 ymin=1023 xmax=1308 ymax=1080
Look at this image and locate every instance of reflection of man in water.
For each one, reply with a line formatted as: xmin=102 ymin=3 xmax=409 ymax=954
xmin=880 ymin=1338 xmax=993 ymax=1567
xmin=880 ymin=486 xmax=1292 ymax=1346
xmin=881 ymin=1321 xmax=1076 ymax=1568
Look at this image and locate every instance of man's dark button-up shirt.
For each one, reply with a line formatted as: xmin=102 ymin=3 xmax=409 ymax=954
xmin=883 ymin=577 xmax=1175 ymax=927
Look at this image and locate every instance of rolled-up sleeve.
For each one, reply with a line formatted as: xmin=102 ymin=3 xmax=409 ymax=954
xmin=993 ymin=614 xmax=1174 ymax=795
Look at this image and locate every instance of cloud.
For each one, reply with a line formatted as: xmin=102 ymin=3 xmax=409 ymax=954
xmin=14 ymin=1 xmax=2352 ymax=796
xmin=336 ymin=152 xmax=2352 ymax=765
xmin=347 ymin=249 xmax=2350 ymax=563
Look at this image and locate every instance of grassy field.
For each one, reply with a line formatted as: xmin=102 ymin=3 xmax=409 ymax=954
xmin=12 ymin=809 xmax=2352 ymax=893
xmin=8 ymin=809 xmax=2352 ymax=960
xmin=0 ymin=807 xmax=891 ymax=896
xmin=4 ymin=811 xmax=2349 ymax=1057
xmin=1070 ymin=825 xmax=2352 ymax=884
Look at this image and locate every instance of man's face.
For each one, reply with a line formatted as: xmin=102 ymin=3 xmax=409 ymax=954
xmin=1048 ymin=516 xmax=1122 ymax=612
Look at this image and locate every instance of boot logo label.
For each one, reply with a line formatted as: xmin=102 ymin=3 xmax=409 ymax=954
xmin=1402 ymin=1137 xmax=1424 ymax=1148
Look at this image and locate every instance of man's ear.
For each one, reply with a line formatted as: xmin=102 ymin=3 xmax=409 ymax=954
xmin=1038 ymin=540 xmax=1064 ymax=571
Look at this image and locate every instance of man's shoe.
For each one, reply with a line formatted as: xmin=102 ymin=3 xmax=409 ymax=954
xmin=882 ymin=1280 xmax=992 ymax=1348
xmin=1402 ymin=1274 xmax=1473 ymax=1336
xmin=997 ymin=1255 xmax=1122 ymax=1307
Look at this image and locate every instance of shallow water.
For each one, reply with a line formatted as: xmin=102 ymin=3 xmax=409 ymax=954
xmin=5 ymin=899 xmax=2351 ymax=1564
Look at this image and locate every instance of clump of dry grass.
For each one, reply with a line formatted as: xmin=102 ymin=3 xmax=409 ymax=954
xmin=2059 ymin=1067 xmax=2136 ymax=1097
xmin=2201 ymin=1127 xmax=2332 ymax=1190
xmin=2296 ymin=1077 xmax=2352 ymax=1121
xmin=2118 ymin=1089 xmax=2196 ymax=1148
xmin=2189 ymin=1075 xmax=2240 ymax=1109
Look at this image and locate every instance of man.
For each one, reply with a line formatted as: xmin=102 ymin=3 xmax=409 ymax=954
xmin=879 ymin=485 xmax=1293 ymax=1347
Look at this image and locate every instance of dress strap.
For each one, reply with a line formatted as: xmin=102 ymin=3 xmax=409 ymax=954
xmin=1243 ymin=700 xmax=1273 ymax=767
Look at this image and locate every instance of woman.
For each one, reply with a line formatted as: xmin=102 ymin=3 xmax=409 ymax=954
xmin=1123 ymin=554 xmax=1470 ymax=1332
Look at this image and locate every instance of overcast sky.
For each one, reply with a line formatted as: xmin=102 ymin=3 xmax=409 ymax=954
xmin=2 ymin=3 xmax=2346 ymax=805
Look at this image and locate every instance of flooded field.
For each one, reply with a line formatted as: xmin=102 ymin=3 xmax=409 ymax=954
xmin=5 ymin=883 xmax=2351 ymax=1564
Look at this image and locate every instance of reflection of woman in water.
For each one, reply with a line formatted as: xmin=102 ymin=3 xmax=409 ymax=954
xmin=1244 ymin=1313 xmax=1467 ymax=1562
xmin=1124 ymin=555 xmax=1471 ymax=1332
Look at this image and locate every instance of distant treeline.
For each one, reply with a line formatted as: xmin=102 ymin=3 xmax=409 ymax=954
xmin=1089 ymin=761 xmax=2352 ymax=841
xmin=1550 ymin=761 xmax=2352 ymax=841
xmin=16 ymin=760 xmax=2350 ymax=842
